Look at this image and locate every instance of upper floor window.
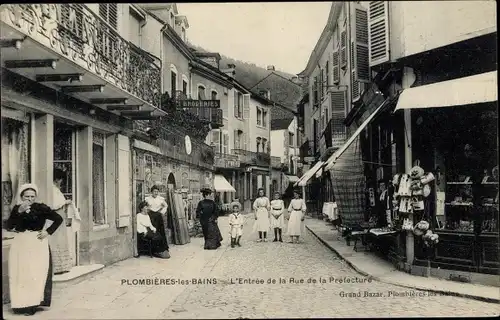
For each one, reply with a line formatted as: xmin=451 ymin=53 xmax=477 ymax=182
xmin=289 ymin=132 xmax=295 ymax=147
xmin=198 ymin=85 xmax=206 ymax=100
xmin=99 ymin=4 xmax=118 ymax=30
xmin=182 ymin=79 xmax=188 ymax=96
xmin=171 ymin=71 xmax=177 ymax=95
xmin=181 ymin=27 xmax=186 ymax=41
xmin=256 ymin=107 xmax=267 ymax=127
xmin=256 ymin=137 xmax=262 ymax=152
xmin=234 ymin=130 xmax=243 ymax=149
xmin=262 ymin=138 xmax=268 ymax=153
xmin=262 ymin=110 xmax=268 ymax=128
xmin=326 ymin=61 xmax=330 ymax=87
xmin=257 ymin=109 xmax=262 ymax=126
xmin=211 ymin=90 xmax=218 ymax=100
xmin=234 ymin=91 xmax=243 ymax=119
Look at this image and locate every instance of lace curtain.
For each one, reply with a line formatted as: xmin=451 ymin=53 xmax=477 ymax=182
xmin=92 ymin=132 xmax=106 ymax=225
xmin=2 ymin=118 xmax=29 ymax=222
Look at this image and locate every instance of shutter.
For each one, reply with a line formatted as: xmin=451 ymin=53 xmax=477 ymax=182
xmin=233 ymin=130 xmax=239 ymax=149
xmin=233 ymin=91 xmax=238 ymax=118
xmin=99 ymin=4 xmax=118 ymax=30
xmin=330 ymin=90 xmax=347 ymax=146
xmin=223 ymin=132 xmax=229 ymax=154
xmin=351 ymin=68 xmax=361 ymax=102
xmin=325 ymin=61 xmax=330 ymax=87
xmin=242 ymin=94 xmax=250 ymax=119
xmin=352 ymin=5 xmax=369 ymax=82
xmin=332 ymin=51 xmax=340 ymax=84
xmin=313 ymin=76 xmax=318 ymax=107
xmin=116 ymin=134 xmax=131 ymax=227
xmin=368 ymin=1 xmax=390 ymax=66
xmin=242 ymin=132 xmax=248 ymax=150
xmin=340 ymin=30 xmax=347 ymax=68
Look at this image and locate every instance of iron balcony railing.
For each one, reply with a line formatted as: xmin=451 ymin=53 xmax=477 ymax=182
xmin=232 ymin=149 xmax=271 ymax=167
xmin=1 ymin=4 xmax=161 ymax=108
xmin=174 ymin=90 xmax=223 ymax=128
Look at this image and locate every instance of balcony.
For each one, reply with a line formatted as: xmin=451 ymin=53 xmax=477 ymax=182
xmin=214 ymin=152 xmax=240 ymax=169
xmin=233 ymin=149 xmax=270 ymax=167
xmin=174 ymin=90 xmax=224 ymax=129
xmin=0 ymin=4 xmax=164 ymax=119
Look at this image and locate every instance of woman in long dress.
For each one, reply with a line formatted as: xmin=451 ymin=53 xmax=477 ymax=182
xmin=48 ymin=169 xmax=73 ymax=274
xmin=144 ymin=185 xmax=170 ymax=258
xmin=270 ymin=192 xmax=285 ymax=242
xmin=196 ymin=188 xmax=223 ymax=250
xmin=4 ymin=183 xmax=63 ymax=316
xmin=253 ymin=188 xmax=271 ymax=242
xmin=286 ymin=189 xmax=307 ymax=244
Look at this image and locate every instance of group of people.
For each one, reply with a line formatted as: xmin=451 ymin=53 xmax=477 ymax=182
xmin=252 ymin=188 xmax=307 ymax=244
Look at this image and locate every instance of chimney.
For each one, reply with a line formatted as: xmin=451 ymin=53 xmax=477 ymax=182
xmin=221 ymin=66 xmax=236 ymax=78
xmin=267 ymin=65 xmax=275 ymax=71
xmin=227 ymin=63 xmax=236 ymax=69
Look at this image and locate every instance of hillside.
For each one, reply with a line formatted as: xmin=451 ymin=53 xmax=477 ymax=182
xmin=188 ymin=43 xmax=296 ymax=88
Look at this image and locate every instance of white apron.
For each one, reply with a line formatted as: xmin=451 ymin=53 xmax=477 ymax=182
xmin=9 ymin=231 xmax=50 ymax=308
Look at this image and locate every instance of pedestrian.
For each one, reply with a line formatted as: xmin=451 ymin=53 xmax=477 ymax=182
xmin=4 ymin=183 xmax=63 ymax=316
xmin=286 ymin=189 xmax=307 ymax=244
xmin=145 ymin=185 xmax=168 ymax=215
xmin=229 ymin=202 xmax=244 ymax=248
xmin=196 ymin=188 xmax=223 ymax=250
xmin=270 ymin=192 xmax=285 ymax=242
xmin=252 ymin=188 xmax=271 ymax=242
xmin=144 ymin=186 xmax=170 ymax=258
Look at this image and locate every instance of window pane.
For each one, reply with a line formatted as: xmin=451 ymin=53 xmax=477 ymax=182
xmin=211 ymin=91 xmax=217 ymax=100
xmin=92 ymin=143 xmax=106 ymax=225
xmin=198 ymin=86 xmax=206 ymax=100
xmin=54 ymin=125 xmax=72 ymax=160
xmin=182 ymin=80 xmax=188 ymax=95
xmin=171 ymin=72 xmax=177 ymax=94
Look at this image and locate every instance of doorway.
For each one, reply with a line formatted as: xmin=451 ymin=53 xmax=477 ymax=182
xmin=167 ymin=172 xmax=176 ymax=190
xmin=53 ymin=122 xmax=78 ymax=267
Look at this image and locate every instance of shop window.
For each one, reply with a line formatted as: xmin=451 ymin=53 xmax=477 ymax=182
xmin=92 ymin=132 xmax=107 ymax=225
xmin=2 ymin=117 xmax=30 ymax=223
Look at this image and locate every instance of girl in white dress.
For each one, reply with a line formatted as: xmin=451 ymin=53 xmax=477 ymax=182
xmin=252 ymin=188 xmax=271 ymax=242
xmin=286 ymin=189 xmax=307 ymax=244
xmin=270 ymin=192 xmax=285 ymax=242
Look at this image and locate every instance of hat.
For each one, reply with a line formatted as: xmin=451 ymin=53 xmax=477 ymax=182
xmin=16 ymin=183 xmax=39 ymax=204
xmin=200 ymin=187 xmax=213 ymax=194
xmin=230 ymin=201 xmax=242 ymax=211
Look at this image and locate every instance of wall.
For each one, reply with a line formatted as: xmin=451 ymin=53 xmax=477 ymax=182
xmin=140 ymin=11 xmax=164 ymax=60
xmin=163 ymin=33 xmax=191 ymax=96
xmin=271 ymin=129 xmax=286 ymax=160
xmin=249 ymin=98 xmax=271 ymax=153
xmin=389 ymin=1 xmax=497 ymax=60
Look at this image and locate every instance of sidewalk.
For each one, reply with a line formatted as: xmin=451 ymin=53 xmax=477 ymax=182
xmin=305 ymin=217 xmax=500 ymax=303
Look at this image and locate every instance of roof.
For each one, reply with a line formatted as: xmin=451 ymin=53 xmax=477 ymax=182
xmin=250 ymin=72 xmax=302 ymax=112
xmin=175 ymin=15 xmax=189 ymax=28
xmin=271 ymin=118 xmax=293 ymax=130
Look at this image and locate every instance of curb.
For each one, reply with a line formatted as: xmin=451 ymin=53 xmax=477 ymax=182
xmin=305 ymin=225 xmax=500 ymax=304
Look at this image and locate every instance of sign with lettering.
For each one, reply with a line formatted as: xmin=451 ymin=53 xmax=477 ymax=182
xmin=180 ymin=100 xmax=220 ymax=109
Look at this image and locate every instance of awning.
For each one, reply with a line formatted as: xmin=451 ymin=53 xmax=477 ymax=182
xmin=324 ymin=98 xmax=389 ymax=170
xmin=395 ymin=71 xmax=497 ymax=111
xmin=286 ymin=175 xmax=300 ymax=183
xmin=213 ymin=174 xmax=236 ymax=192
xmin=294 ymin=161 xmax=325 ymax=187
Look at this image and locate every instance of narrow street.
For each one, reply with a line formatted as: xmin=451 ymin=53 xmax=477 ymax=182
xmin=3 ymin=215 xmax=499 ymax=319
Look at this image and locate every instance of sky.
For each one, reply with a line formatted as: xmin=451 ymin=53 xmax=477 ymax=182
xmin=177 ymin=2 xmax=332 ymax=75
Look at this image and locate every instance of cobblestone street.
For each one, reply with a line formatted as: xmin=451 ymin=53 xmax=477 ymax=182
xmin=3 ymin=216 xmax=499 ymax=319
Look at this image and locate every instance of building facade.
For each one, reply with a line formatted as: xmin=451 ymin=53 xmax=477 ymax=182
xmin=361 ymin=1 xmax=498 ymax=276
xmin=297 ymin=2 xmax=369 ymax=216
xmin=1 ymin=3 xmax=170 ymax=302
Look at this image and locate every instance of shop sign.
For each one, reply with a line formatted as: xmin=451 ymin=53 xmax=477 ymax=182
xmin=180 ymin=100 xmax=220 ymax=109
xmin=214 ymin=157 xmax=240 ymax=168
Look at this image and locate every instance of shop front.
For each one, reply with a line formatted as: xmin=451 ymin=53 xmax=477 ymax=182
xmin=394 ymin=71 xmax=498 ymax=275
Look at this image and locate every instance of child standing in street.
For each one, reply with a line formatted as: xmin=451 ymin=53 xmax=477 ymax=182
xmin=270 ymin=192 xmax=285 ymax=242
xmin=229 ymin=202 xmax=244 ymax=248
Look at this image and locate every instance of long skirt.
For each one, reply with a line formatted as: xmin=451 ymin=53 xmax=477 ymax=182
xmin=252 ymin=208 xmax=270 ymax=232
xmin=48 ymin=208 xmax=73 ymax=274
xmin=287 ymin=211 xmax=304 ymax=236
xmin=270 ymin=210 xmax=285 ymax=229
xmin=9 ymin=231 xmax=53 ymax=310
xmin=147 ymin=211 xmax=170 ymax=255
xmin=201 ymin=219 xmax=223 ymax=250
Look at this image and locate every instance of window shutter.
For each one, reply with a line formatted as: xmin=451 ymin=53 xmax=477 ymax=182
xmin=340 ymin=30 xmax=347 ymax=68
xmin=313 ymin=76 xmax=319 ymax=107
xmin=223 ymin=132 xmax=229 ymax=154
xmin=212 ymin=130 xmax=221 ymax=152
xmin=330 ymin=90 xmax=347 ymax=146
xmin=233 ymin=91 xmax=238 ymax=117
xmin=242 ymin=94 xmax=251 ymax=119
xmin=352 ymin=5 xmax=369 ymax=82
xmin=233 ymin=130 xmax=239 ymax=149
xmin=99 ymin=4 xmax=118 ymax=30
xmin=242 ymin=132 xmax=248 ymax=150
xmin=368 ymin=1 xmax=390 ymax=66
xmin=332 ymin=51 xmax=340 ymax=84
xmin=326 ymin=61 xmax=330 ymax=87
xmin=116 ymin=134 xmax=131 ymax=227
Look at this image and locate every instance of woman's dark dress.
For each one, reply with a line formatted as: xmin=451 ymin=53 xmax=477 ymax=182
xmin=5 ymin=203 xmax=63 ymax=312
xmin=196 ymin=199 xmax=223 ymax=250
